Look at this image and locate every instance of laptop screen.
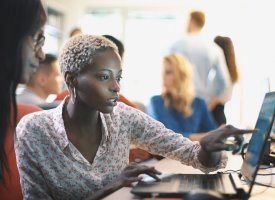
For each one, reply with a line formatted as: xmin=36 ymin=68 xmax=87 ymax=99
xmin=240 ymin=91 xmax=275 ymax=193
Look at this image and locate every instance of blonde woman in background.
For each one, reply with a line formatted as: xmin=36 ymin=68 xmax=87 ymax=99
xmin=148 ymin=53 xmax=217 ymax=140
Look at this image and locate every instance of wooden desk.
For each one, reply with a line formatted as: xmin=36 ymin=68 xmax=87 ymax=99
xmin=104 ymin=153 xmax=275 ymax=200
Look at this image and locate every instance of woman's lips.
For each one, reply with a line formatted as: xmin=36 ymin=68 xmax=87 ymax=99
xmin=107 ymin=97 xmax=118 ymax=106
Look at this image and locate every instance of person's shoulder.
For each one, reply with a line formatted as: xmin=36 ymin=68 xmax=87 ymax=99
xmin=21 ymin=109 xmax=45 ymax=122
xmin=150 ymin=95 xmax=164 ymax=105
xmin=17 ymin=107 xmax=56 ymax=128
xmin=106 ymin=102 xmax=142 ymax=123
xmin=193 ymin=97 xmax=208 ymax=107
xmin=210 ymin=40 xmax=225 ymax=55
xmin=16 ymin=89 xmax=30 ymax=103
xmin=16 ymin=109 xmax=46 ymax=137
xmin=17 ymin=103 xmax=42 ymax=115
xmin=112 ymin=102 xmax=137 ymax=115
xmin=170 ymin=36 xmax=188 ymax=48
xmin=172 ymin=37 xmax=186 ymax=44
xmin=150 ymin=95 xmax=162 ymax=101
xmin=16 ymin=106 xmax=61 ymax=140
xmin=115 ymin=101 xmax=131 ymax=109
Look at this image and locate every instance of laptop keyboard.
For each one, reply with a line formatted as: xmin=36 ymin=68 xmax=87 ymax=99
xmin=132 ymin=173 xmax=238 ymax=196
xmin=176 ymin=174 xmax=236 ymax=194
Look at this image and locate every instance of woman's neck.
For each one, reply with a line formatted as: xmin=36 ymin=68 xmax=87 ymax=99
xmin=63 ymin=98 xmax=103 ymax=163
xmin=65 ymin=98 xmax=100 ymax=127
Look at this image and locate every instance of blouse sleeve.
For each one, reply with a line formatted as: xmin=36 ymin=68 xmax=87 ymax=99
xmin=125 ymin=106 xmax=227 ymax=174
xmin=14 ymin=116 xmax=53 ymax=200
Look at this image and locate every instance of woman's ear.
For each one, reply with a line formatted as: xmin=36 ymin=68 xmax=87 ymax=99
xmin=64 ymin=71 xmax=77 ymax=87
xmin=64 ymin=71 xmax=77 ymax=104
xmin=35 ymin=72 xmax=47 ymax=86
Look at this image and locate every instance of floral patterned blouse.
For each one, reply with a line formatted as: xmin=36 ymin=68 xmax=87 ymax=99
xmin=15 ymin=99 xmax=227 ymax=200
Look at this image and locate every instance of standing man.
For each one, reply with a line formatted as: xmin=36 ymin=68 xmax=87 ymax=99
xmin=170 ymin=10 xmax=230 ymax=125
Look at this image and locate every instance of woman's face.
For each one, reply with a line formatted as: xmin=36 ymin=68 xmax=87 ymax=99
xmin=75 ymin=49 xmax=122 ymax=113
xmin=162 ymin=60 xmax=175 ymax=91
xmin=21 ymin=28 xmax=45 ymax=83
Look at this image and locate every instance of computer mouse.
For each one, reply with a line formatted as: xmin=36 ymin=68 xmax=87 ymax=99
xmin=184 ymin=189 xmax=225 ymax=200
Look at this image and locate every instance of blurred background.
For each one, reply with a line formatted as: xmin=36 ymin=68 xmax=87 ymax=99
xmin=43 ymin=0 xmax=275 ymax=129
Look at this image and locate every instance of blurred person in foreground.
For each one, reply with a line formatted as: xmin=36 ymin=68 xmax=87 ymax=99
xmin=0 ymin=0 xmax=46 ymax=199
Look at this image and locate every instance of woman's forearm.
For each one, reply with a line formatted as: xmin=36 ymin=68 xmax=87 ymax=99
xmin=189 ymin=133 xmax=206 ymax=141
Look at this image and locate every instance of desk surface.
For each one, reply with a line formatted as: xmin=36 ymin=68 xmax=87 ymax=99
xmin=104 ymin=153 xmax=275 ymax=200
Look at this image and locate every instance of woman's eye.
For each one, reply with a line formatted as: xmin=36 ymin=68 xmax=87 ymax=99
xmin=98 ymin=75 xmax=109 ymax=81
xmin=116 ymin=76 xmax=123 ymax=82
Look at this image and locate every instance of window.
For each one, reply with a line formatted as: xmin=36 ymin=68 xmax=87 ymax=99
xmin=44 ymin=7 xmax=63 ymax=56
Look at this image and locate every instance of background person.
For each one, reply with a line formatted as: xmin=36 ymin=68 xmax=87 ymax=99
xmin=148 ymin=53 xmax=217 ymax=140
xmin=212 ymin=35 xmax=239 ymax=125
xmin=170 ymin=10 xmax=231 ymax=126
xmin=17 ymin=53 xmax=63 ymax=107
xmin=69 ymin=27 xmax=82 ymax=37
xmin=15 ymin=35 xmax=252 ymax=200
xmin=0 ymin=0 xmax=46 ymax=199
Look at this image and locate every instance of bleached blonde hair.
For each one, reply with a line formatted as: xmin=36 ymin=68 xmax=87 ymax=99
xmin=162 ymin=53 xmax=195 ymax=117
xmin=59 ymin=34 xmax=119 ymax=75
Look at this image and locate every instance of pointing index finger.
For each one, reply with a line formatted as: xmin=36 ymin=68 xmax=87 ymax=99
xmin=225 ymin=128 xmax=255 ymax=137
xmin=240 ymin=129 xmax=255 ymax=133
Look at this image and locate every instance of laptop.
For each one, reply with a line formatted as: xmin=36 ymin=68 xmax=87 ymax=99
xmin=131 ymin=91 xmax=275 ymax=199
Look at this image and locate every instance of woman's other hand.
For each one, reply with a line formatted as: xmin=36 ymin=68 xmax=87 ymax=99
xmin=86 ymin=164 xmax=161 ymax=200
xmin=118 ymin=164 xmax=161 ymax=186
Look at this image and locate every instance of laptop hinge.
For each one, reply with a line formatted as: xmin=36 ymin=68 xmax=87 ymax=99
xmin=230 ymin=173 xmax=243 ymax=189
xmin=230 ymin=173 xmax=249 ymax=199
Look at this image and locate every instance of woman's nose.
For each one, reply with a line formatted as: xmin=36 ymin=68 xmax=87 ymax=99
xmin=36 ymin=47 xmax=45 ymax=62
xmin=110 ymin=79 xmax=120 ymax=93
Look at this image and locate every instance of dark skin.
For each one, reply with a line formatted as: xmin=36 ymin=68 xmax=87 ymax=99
xmin=86 ymin=165 xmax=161 ymax=200
xmin=63 ymin=102 xmax=102 ymax=163
xmin=64 ymin=49 xmax=253 ymax=200
xmin=63 ymin=50 xmax=122 ymax=163
xmin=198 ymin=125 xmax=252 ymax=167
xmin=63 ymin=49 xmax=161 ymax=199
